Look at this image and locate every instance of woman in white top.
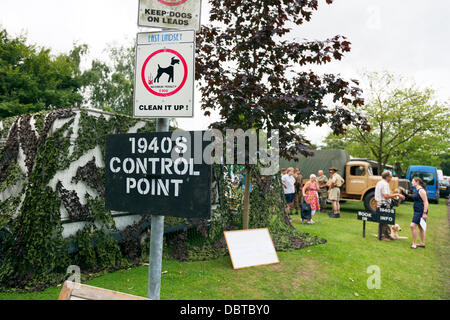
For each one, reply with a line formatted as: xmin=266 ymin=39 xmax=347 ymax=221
xmin=282 ymin=167 xmax=296 ymax=214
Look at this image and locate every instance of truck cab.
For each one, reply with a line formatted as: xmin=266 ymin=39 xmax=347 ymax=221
xmin=406 ymin=165 xmax=440 ymax=203
xmin=344 ymin=162 xmax=372 ymax=195
xmin=341 ymin=161 xmax=405 ymax=213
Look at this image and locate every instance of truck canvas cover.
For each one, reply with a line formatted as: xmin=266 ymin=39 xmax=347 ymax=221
xmin=279 ymin=149 xmax=350 ymax=178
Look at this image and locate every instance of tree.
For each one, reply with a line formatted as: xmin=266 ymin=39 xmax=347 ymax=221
xmin=323 ymin=72 xmax=450 ymax=174
xmin=391 ymin=135 xmax=449 ymax=176
xmin=322 ymin=131 xmax=368 ymax=156
xmin=0 ymin=28 xmax=87 ymax=120
xmin=196 ymin=0 xmax=368 ymax=229
xmin=83 ymin=44 xmax=135 ymax=116
xmin=441 ymin=154 xmax=450 ymax=176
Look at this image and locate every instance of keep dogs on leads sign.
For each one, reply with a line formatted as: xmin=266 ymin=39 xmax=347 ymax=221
xmin=138 ymin=0 xmax=202 ymax=31
xmin=134 ymin=30 xmax=195 ymax=118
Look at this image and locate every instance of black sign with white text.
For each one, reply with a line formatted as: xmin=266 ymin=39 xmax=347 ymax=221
xmin=357 ymin=207 xmax=395 ymax=225
xmin=377 ymin=207 xmax=396 ymax=225
xmin=357 ymin=211 xmax=377 ymax=223
xmin=105 ymin=131 xmax=211 ymax=218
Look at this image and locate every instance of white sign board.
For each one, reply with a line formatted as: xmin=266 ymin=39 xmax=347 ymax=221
xmin=224 ymin=228 xmax=279 ymax=270
xmin=138 ymin=0 xmax=202 ymax=31
xmin=134 ymin=30 xmax=195 ymax=118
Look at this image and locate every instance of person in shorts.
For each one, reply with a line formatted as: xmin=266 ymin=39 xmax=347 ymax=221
xmin=410 ymin=177 xmax=428 ymax=249
xmin=282 ymin=167 xmax=296 ymax=214
xmin=327 ymin=167 xmax=344 ymax=218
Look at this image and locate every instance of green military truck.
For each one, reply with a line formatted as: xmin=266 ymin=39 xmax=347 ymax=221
xmin=280 ymin=149 xmax=410 ymax=213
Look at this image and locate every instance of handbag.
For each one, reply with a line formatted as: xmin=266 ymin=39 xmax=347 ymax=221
xmin=301 ymin=201 xmax=312 ymax=220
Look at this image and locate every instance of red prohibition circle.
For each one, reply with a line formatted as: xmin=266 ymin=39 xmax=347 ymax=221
xmin=158 ymin=0 xmax=188 ymax=6
xmin=141 ymin=48 xmax=188 ymax=97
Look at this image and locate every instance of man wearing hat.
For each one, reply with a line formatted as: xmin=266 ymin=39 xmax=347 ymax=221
xmin=327 ymin=167 xmax=345 ymax=218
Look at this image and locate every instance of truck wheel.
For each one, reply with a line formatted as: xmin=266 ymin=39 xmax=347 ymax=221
xmin=364 ymin=191 xmax=377 ymax=214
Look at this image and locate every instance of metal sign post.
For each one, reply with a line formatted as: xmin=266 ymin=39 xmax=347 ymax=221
xmin=126 ymin=0 xmax=200 ymax=302
xmin=104 ymin=126 xmax=212 ymax=300
xmin=148 ymin=117 xmax=168 ymax=300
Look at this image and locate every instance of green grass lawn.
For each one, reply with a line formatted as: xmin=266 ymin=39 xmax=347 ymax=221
xmin=1 ymin=199 xmax=448 ymax=300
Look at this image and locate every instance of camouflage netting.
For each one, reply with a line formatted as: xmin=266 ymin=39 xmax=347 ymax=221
xmin=280 ymin=149 xmax=350 ymax=178
xmin=0 ymin=108 xmax=326 ymax=291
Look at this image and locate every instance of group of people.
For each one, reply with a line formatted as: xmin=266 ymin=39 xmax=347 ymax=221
xmin=282 ymin=167 xmax=429 ymax=249
xmin=375 ymin=170 xmax=428 ymax=248
xmin=281 ymin=166 xmax=345 ymax=224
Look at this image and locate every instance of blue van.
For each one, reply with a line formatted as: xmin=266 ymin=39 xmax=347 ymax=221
xmin=406 ymin=166 xmax=440 ymax=203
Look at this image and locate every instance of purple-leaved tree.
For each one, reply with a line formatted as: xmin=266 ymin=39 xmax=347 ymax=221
xmin=196 ymin=0 xmax=369 ymax=229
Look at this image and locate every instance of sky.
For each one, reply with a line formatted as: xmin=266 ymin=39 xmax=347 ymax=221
xmin=0 ymin=0 xmax=449 ymax=145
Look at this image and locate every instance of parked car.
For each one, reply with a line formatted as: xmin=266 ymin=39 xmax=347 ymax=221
xmin=406 ymin=166 xmax=440 ymax=203
xmin=437 ymin=169 xmax=444 ymax=181
xmin=439 ymin=179 xmax=450 ymax=199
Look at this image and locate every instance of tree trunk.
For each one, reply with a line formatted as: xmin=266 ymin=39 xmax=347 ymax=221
xmin=377 ymin=158 xmax=383 ymax=176
xmin=394 ymin=162 xmax=403 ymax=177
xmin=242 ymin=167 xmax=252 ymax=230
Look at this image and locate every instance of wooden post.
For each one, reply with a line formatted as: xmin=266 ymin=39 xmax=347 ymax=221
xmin=363 ymin=220 xmax=366 ymax=238
xmin=378 ymin=223 xmax=382 ymax=241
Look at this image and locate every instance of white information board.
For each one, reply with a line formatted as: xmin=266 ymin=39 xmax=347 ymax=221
xmin=134 ymin=30 xmax=195 ymax=118
xmin=224 ymin=228 xmax=279 ymax=270
xmin=138 ymin=0 xmax=202 ymax=31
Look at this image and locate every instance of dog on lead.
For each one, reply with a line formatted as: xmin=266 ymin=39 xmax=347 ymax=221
xmin=154 ymin=56 xmax=180 ymax=83
xmin=389 ymin=224 xmax=408 ymax=240
xmin=372 ymin=224 xmax=408 ymax=240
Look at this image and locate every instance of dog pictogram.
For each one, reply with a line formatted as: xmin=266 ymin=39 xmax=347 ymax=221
xmin=154 ymin=56 xmax=180 ymax=83
xmin=141 ymin=48 xmax=188 ymax=97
